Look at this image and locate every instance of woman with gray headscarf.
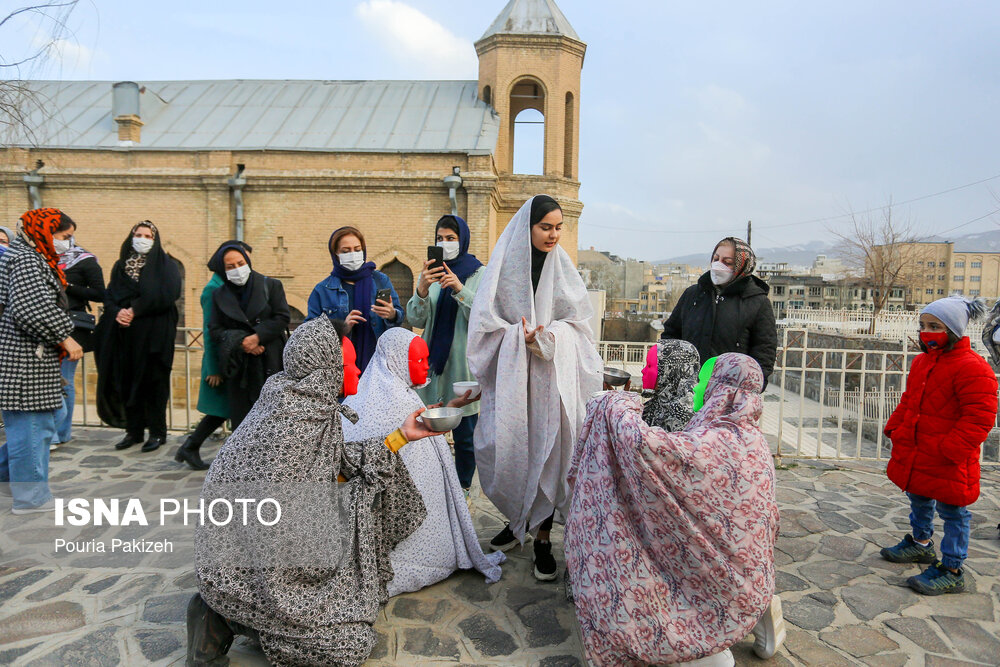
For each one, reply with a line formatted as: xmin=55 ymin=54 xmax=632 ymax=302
xmin=640 ymin=338 xmax=700 ymax=431
xmin=189 ymin=317 xmax=441 ymax=667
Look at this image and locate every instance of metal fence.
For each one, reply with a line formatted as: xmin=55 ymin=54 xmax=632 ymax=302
xmin=70 ymin=326 xmax=1000 ymax=465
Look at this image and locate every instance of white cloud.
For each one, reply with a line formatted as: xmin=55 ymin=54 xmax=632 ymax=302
xmin=355 ymin=1 xmax=477 ymax=78
xmin=30 ymin=35 xmax=97 ymax=76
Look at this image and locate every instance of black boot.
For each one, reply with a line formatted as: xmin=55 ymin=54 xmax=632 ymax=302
xmin=175 ymin=438 xmax=210 ymax=470
xmin=185 ymin=593 xmax=234 ymax=667
xmin=115 ymin=434 xmax=141 ymax=450
xmin=142 ymin=436 xmax=166 ymax=453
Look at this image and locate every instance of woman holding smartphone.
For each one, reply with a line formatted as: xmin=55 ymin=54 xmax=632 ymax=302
xmin=407 ymin=215 xmax=484 ymax=493
xmin=306 ymin=226 xmax=403 ymax=372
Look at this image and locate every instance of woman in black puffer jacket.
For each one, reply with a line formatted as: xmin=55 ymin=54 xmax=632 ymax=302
xmin=661 ymin=237 xmax=777 ymax=383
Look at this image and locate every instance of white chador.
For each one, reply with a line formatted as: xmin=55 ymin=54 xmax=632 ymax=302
xmin=343 ymin=328 xmax=505 ymax=596
xmin=467 ymin=195 xmax=603 ymax=542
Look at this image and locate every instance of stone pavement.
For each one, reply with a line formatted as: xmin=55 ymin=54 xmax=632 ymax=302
xmin=0 ymin=427 xmax=998 ymax=666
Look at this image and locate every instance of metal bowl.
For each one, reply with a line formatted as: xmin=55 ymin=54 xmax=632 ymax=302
xmin=453 ymin=381 xmax=481 ymax=397
xmin=603 ymin=367 xmax=631 ymax=387
xmin=420 ymin=407 xmax=464 ymax=432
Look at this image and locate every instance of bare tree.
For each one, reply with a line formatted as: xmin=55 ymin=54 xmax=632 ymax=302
xmin=831 ymin=201 xmax=924 ymax=332
xmin=0 ymin=1 xmax=81 ymax=144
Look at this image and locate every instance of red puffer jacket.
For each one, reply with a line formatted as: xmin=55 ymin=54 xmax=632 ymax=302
xmin=885 ymin=337 xmax=998 ymax=507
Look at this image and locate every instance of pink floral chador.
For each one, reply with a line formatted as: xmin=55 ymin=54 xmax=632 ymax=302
xmin=566 ymin=353 xmax=779 ymax=666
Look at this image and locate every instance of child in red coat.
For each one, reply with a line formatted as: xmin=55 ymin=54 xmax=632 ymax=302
xmin=881 ymin=296 xmax=997 ymax=595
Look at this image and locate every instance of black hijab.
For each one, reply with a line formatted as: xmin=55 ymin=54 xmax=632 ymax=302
xmin=529 ymin=195 xmax=561 ymax=293
xmin=208 ymin=242 xmax=255 ymax=311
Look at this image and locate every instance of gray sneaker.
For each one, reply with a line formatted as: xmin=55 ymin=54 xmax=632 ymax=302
xmin=11 ymin=499 xmax=56 ymax=515
xmin=880 ymin=534 xmax=937 ymax=564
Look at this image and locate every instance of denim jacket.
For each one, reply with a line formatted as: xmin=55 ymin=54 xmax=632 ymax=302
xmin=305 ymin=271 xmax=404 ymax=337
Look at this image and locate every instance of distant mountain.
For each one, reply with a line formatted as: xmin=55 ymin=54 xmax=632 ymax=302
xmin=658 ymin=240 xmax=834 ymax=267
xmin=656 ymin=229 xmax=1000 ymax=266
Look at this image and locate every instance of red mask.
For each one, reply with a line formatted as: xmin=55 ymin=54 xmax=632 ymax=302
xmin=341 ymin=337 xmax=361 ymax=396
xmin=408 ymin=337 xmax=430 ymax=386
xmin=920 ymin=331 xmax=949 ymax=351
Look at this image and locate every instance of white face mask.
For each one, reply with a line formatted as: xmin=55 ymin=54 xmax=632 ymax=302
xmin=438 ymin=241 xmax=460 ymax=261
xmin=338 ymin=250 xmax=365 ymax=272
xmin=53 ymin=238 xmax=72 ymax=254
xmin=226 ymin=264 xmax=251 ymax=286
xmin=132 ymin=237 xmax=154 ymax=255
xmin=710 ymin=261 xmax=733 ymax=286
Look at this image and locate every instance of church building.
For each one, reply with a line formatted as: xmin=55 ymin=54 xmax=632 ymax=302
xmin=0 ymin=0 xmax=586 ymax=327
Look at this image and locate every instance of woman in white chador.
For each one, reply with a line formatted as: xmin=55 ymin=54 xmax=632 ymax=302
xmin=468 ymin=195 xmax=603 ymax=582
xmin=343 ymin=327 xmax=505 ymax=596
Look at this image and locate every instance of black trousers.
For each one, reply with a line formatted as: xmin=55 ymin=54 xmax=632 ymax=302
xmin=125 ymin=361 xmax=171 ymax=441
xmin=187 ymin=414 xmax=226 ymax=451
xmin=539 ymin=512 xmax=554 ymax=532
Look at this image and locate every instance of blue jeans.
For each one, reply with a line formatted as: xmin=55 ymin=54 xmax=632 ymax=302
xmin=908 ymin=492 xmax=971 ymax=570
xmin=453 ymin=414 xmax=478 ymax=489
xmin=53 ymin=357 xmax=78 ymax=444
xmin=0 ymin=410 xmax=56 ymax=509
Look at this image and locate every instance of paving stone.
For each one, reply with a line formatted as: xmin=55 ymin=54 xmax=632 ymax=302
xmin=79 ymin=455 xmax=123 ymax=468
xmin=83 ymin=575 xmax=122 ymax=594
xmin=818 ymin=535 xmax=867 ymax=560
xmin=453 ymin=572 xmax=497 ymax=603
xmin=135 ymin=629 xmax=183 ymax=662
xmin=820 ymin=625 xmax=899 ymax=657
xmin=0 ymin=643 xmax=41 ymax=664
xmin=0 ymin=601 xmax=85 ymax=644
xmin=884 ymin=616 xmax=949 ymax=654
xmin=458 ymin=614 xmax=518 ymax=657
xmin=774 ymin=571 xmax=810 ymax=593
xmin=861 ymin=654 xmax=908 ymax=667
xmin=142 ymin=592 xmax=191 ymax=624
xmin=391 ymin=598 xmax=451 ymax=623
xmin=402 ymin=628 xmax=460 ymax=659
xmin=782 ymin=629 xmax=855 ymax=666
xmin=924 ymin=655 xmax=990 ymax=667
xmin=32 ymin=626 xmax=119 ymax=666
xmin=0 ymin=569 xmax=51 ymax=604
xmin=925 ymin=591 xmax=994 ymax=621
xmin=816 ymin=501 xmax=844 ymax=512
xmin=817 ymin=511 xmax=862 ymax=534
xmin=840 ymin=583 xmax=918 ymax=621
xmin=778 ymin=510 xmax=826 ymax=537
xmin=775 ymin=536 xmax=816 ymax=562
xmin=172 ymin=570 xmax=199 ymax=590
xmin=784 ymin=595 xmax=836 ymax=632
xmin=799 ymin=560 xmax=871 ymax=589
xmin=26 ymin=573 xmax=86 ymax=602
xmin=539 ymin=656 xmax=583 ymax=667
xmin=931 ymin=616 xmax=1000 ymax=664
xmin=102 ymin=574 xmax=165 ymax=613
xmin=370 ymin=630 xmax=389 ymax=660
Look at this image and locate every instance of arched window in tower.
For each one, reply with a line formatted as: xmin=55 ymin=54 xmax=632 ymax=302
xmin=564 ymin=92 xmax=575 ymax=178
xmin=380 ymin=259 xmax=414 ymax=325
xmin=509 ymin=78 xmax=546 ymax=175
xmin=483 ymin=85 xmax=491 ymax=105
xmin=513 ymin=109 xmax=544 ymax=175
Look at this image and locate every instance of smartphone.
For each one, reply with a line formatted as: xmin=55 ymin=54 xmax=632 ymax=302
xmin=427 ymin=245 xmax=445 ymax=272
xmin=375 ymin=288 xmax=393 ymax=305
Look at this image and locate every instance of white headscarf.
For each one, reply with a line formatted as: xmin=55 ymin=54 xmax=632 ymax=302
xmin=468 ymin=195 xmax=603 ymax=542
xmin=343 ymin=327 xmax=505 ymax=594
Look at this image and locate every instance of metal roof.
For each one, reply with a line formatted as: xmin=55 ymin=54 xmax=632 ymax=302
xmin=7 ymin=80 xmax=500 ymax=153
xmin=480 ymin=0 xmax=580 ymax=41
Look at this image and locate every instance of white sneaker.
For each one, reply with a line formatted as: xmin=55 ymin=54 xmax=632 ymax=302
xmin=752 ymin=596 xmax=787 ymax=659
xmin=11 ymin=499 xmax=56 ymax=514
xmin=49 ymin=442 xmax=59 ymax=451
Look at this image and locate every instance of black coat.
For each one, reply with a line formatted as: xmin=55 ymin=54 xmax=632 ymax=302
xmin=94 ymin=238 xmax=181 ymax=428
xmin=64 ymin=256 xmax=105 ymax=352
xmin=661 ymin=272 xmax=777 ymax=380
xmin=209 ymin=273 xmax=289 ymax=427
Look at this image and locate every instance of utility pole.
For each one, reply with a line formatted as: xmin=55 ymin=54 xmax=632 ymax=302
xmin=746 ymin=220 xmax=752 ymax=246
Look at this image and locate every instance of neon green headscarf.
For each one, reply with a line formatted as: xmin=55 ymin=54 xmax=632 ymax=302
xmin=692 ymin=356 xmax=719 ymax=411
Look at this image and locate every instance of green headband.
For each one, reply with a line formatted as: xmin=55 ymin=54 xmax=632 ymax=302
xmin=692 ymin=356 xmax=719 ymax=411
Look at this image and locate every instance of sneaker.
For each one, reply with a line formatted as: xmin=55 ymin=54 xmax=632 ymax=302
xmin=49 ymin=442 xmax=59 ymax=451
xmin=11 ymin=499 xmax=56 ymax=515
xmin=907 ymin=562 xmax=965 ymax=595
xmin=533 ymin=539 xmax=558 ymax=581
xmin=681 ymin=648 xmax=735 ymax=666
xmin=880 ymin=534 xmax=937 ymax=564
xmin=489 ymin=524 xmax=520 ymax=552
xmin=752 ymin=596 xmax=787 ymax=659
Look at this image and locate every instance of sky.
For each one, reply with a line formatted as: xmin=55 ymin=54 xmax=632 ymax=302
xmin=3 ymin=0 xmax=1000 ymax=261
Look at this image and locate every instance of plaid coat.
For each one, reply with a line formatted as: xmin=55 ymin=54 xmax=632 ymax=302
xmin=0 ymin=238 xmax=74 ymax=411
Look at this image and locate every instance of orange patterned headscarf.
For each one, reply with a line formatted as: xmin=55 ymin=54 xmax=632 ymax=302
xmin=19 ymin=208 xmax=68 ymax=287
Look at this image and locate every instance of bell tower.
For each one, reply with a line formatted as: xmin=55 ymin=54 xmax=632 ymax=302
xmin=476 ymin=0 xmax=586 ymax=257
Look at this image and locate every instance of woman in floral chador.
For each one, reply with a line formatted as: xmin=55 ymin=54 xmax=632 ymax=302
xmin=566 ymin=353 xmax=781 ymax=666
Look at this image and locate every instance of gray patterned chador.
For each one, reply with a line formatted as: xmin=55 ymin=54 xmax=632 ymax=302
xmin=191 ymin=317 xmax=427 ymax=666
